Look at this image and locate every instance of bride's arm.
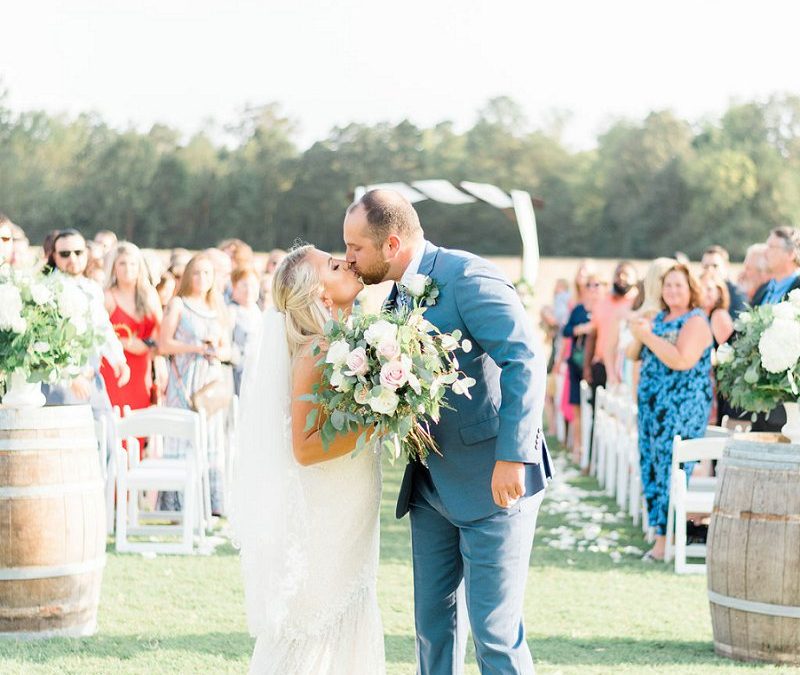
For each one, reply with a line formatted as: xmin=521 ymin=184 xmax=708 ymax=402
xmin=290 ymin=353 xmax=368 ymax=466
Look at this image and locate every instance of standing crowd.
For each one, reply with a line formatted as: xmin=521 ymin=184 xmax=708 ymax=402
xmin=541 ymin=228 xmax=800 ymax=561
xmin=0 ymin=212 xmax=286 ymax=517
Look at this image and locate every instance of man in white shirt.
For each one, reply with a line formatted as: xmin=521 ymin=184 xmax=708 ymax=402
xmin=43 ymin=230 xmax=129 ymax=440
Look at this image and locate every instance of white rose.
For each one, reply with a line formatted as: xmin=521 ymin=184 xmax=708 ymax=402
xmin=377 ymin=338 xmax=401 ymax=361
xmin=789 ymin=288 xmax=800 ymax=309
xmin=30 ymin=283 xmax=52 ymax=306
xmin=344 ymin=346 xmax=369 ymax=376
xmin=772 ymin=302 xmax=797 ymax=321
xmin=715 ymin=342 xmax=734 ymax=365
xmin=0 ymin=284 xmax=23 ymax=330
xmin=759 ymin=318 xmax=800 ymax=373
xmin=33 ymin=341 xmax=50 ymax=353
xmin=738 ymin=312 xmax=752 ymax=325
xmin=369 ymin=388 xmax=400 ymax=416
xmin=380 ymin=359 xmax=410 ymax=391
xmin=405 ymin=274 xmax=429 ymax=298
xmin=364 ymin=319 xmax=398 ymax=347
xmin=58 ymin=284 xmax=89 ymax=319
xmin=11 ymin=316 xmax=27 ymax=334
xmin=326 ymin=339 xmax=351 ymax=366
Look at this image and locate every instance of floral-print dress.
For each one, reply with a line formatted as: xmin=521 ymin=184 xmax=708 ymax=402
xmin=637 ymin=308 xmax=712 ymax=535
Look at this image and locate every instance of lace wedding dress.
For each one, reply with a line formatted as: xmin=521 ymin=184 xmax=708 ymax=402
xmin=232 ymin=309 xmax=385 ymax=675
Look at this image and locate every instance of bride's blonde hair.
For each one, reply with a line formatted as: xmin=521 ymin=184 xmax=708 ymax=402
xmin=272 ymin=244 xmax=330 ymax=357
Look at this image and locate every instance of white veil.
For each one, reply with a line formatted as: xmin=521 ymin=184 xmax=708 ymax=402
xmin=231 ymin=307 xmax=309 ymax=638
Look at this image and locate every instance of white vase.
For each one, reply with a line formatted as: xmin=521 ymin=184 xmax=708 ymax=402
xmin=1 ymin=369 xmax=46 ymax=409
xmin=781 ymin=401 xmax=800 ymax=444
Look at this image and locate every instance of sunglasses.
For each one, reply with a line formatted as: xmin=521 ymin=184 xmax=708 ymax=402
xmin=57 ymin=249 xmax=86 ymax=259
xmin=586 ymin=282 xmax=602 ymax=288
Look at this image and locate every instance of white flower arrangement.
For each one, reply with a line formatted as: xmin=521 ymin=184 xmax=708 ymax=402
xmin=0 ymin=266 xmax=103 ymax=389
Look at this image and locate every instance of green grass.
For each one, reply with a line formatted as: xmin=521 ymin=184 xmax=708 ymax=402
xmin=1 ymin=440 xmax=797 ymax=674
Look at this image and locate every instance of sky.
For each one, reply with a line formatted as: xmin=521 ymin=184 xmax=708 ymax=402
xmin=3 ymin=0 xmax=800 ymax=150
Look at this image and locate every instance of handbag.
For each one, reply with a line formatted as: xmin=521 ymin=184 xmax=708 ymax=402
xmin=569 ymin=339 xmax=585 ymax=369
xmin=173 ymin=359 xmax=233 ymax=417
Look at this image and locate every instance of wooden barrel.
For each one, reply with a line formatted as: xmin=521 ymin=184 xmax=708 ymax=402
xmin=0 ymin=404 xmax=106 ymax=639
xmin=707 ymin=435 xmax=800 ymax=664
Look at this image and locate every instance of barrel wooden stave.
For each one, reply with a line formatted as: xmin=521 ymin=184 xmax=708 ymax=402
xmin=708 ymin=438 xmax=800 ymax=664
xmin=0 ymin=405 xmax=106 ymax=639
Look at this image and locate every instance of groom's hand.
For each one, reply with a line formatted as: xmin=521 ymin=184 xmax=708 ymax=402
xmin=492 ymin=460 xmax=526 ymax=508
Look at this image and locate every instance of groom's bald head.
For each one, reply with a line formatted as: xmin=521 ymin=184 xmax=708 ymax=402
xmin=347 ymin=189 xmax=423 ymax=246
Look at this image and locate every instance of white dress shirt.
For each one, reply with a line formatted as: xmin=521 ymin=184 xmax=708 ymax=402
xmin=400 ymin=241 xmax=427 ymax=287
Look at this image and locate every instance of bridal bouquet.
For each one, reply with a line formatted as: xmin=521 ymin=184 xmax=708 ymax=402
xmin=716 ymin=290 xmax=800 ymax=413
xmin=304 ymin=305 xmax=475 ymax=463
xmin=0 ymin=266 xmax=103 ymax=389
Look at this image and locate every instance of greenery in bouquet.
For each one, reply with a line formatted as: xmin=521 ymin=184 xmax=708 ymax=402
xmin=0 ymin=266 xmax=103 ymax=387
xmin=303 ymin=306 xmax=475 ymax=463
xmin=716 ymin=291 xmax=800 ymax=413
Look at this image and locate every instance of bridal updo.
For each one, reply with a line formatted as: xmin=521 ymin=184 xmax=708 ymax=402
xmin=272 ymin=244 xmax=330 ymax=357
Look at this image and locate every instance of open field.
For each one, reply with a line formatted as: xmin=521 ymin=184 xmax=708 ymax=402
xmin=1 ymin=441 xmax=794 ymax=674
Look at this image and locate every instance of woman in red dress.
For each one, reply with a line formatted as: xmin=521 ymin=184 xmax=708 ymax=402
xmin=100 ymin=243 xmax=164 ymax=424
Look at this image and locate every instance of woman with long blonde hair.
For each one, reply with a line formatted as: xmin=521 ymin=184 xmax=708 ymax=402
xmin=100 ymin=242 xmax=163 ymax=429
xmin=233 ymin=244 xmax=385 ymax=674
xmin=158 ymin=252 xmax=231 ymax=514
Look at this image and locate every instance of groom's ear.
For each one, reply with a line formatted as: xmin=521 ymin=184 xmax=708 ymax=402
xmin=385 ymin=234 xmax=402 ymax=258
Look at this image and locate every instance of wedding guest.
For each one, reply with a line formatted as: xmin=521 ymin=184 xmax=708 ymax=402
xmin=620 ymin=258 xmax=675 ymax=396
xmin=753 ymin=226 xmax=800 ymax=306
xmin=218 ymin=238 xmax=254 ymax=270
xmin=629 ymin=263 xmax=713 ymax=561
xmin=156 ymin=271 xmax=176 ymax=309
xmin=562 ymin=273 xmax=603 ymax=462
xmin=157 ymin=252 xmax=231 ymax=515
xmin=0 ymin=215 xmax=12 ymax=266
xmin=700 ymin=271 xmax=733 ymax=347
xmin=204 ymin=247 xmax=233 ymax=300
xmin=42 ymin=230 xmax=60 ymax=269
xmin=701 ymin=245 xmax=746 ymax=318
xmin=93 ymin=229 xmax=118 ymax=257
xmin=750 ymin=226 xmax=800 ymax=432
xmin=258 ymin=272 xmax=274 ymax=310
xmin=737 ymin=243 xmax=770 ymax=303
xmin=540 ymin=279 xmax=571 ymax=437
xmin=584 ymin=261 xmax=639 ymax=390
xmin=9 ymin=223 xmax=31 ymax=269
xmin=229 ymin=267 xmax=263 ymax=395
xmin=265 ymin=248 xmax=287 ymax=274
xmin=168 ymin=248 xmax=192 ymax=287
xmin=42 ymin=229 xmax=130 ymax=453
xmin=84 ymin=240 xmax=107 ymax=285
xmin=100 ymin=243 xmax=164 ymax=443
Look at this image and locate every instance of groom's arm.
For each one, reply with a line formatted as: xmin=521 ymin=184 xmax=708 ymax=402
xmin=454 ymin=259 xmax=545 ymax=465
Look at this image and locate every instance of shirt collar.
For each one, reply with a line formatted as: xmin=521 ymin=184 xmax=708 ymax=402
xmin=400 ymin=241 xmax=427 ymax=287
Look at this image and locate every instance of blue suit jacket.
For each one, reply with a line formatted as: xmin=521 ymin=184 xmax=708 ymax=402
xmin=393 ymin=241 xmax=552 ymax=522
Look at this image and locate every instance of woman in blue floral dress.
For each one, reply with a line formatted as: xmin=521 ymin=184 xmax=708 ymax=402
xmin=629 ymin=263 xmax=713 ymax=561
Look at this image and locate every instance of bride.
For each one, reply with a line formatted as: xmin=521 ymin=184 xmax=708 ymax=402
xmin=232 ymin=245 xmax=385 ymax=674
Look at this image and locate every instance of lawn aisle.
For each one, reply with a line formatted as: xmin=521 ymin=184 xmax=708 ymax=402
xmin=0 ymin=441 xmax=795 ymax=673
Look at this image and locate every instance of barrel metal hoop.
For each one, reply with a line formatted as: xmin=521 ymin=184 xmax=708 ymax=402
xmin=0 ymin=556 xmax=106 ymax=581
xmin=0 ymin=479 xmax=103 ymax=499
xmin=708 ymin=589 xmax=800 ymax=619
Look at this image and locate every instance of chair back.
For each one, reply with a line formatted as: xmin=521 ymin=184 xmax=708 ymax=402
xmin=672 ymin=435 xmax=727 ymax=466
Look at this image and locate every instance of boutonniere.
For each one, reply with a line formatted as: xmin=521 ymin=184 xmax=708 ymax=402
xmin=401 ymin=274 xmax=440 ymax=309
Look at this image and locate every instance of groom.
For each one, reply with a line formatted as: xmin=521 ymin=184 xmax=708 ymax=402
xmin=344 ymin=189 xmax=552 ymax=674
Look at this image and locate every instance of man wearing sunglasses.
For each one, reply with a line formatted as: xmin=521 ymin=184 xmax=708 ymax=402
xmin=43 ymin=229 xmax=129 ymax=433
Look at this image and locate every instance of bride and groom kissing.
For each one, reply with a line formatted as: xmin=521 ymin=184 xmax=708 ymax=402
xmin=233 ymin=189 xmax=553 ymax=674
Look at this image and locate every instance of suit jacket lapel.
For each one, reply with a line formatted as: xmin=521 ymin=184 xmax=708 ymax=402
xmin=417 ymin=241 xmax=439 ymax=278
xmin=382 ymin=282 xmax=399 ymax=312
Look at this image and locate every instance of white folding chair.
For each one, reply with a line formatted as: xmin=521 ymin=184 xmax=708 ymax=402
xmin=591 ymin=386 xmax=607 ymax=480
xmin=603 ymin=390 xmax=620 ymax=498
xmin=625 ymin=404 xmax=643 ymax=525
xmin=664 ymin=435 xmax=727 ymax=573
xmin=615 ymin=402 xmax=633 ymax=510
xmin=114 ymin=406 xmax=205 ymax=554
xmin=579 ymin=380 xmax=593 ymax=471
xmin=224 ymin=395 xmax=239 ymax=510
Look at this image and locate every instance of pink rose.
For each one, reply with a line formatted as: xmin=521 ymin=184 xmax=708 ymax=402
xmin=345 ymin=346 xmax=369 ymax=376
xmin=377 ymin=338 xmax=400 ymax=361
xmin=379 ymin=359 xmax=409 ymax=391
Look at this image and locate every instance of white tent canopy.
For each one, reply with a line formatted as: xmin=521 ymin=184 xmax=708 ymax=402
xmin=354 ymin=180 xmax=540 ymax=285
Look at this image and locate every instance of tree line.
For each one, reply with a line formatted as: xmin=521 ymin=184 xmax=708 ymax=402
xmin=2 ymin=90 xmax=800 ymax=259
